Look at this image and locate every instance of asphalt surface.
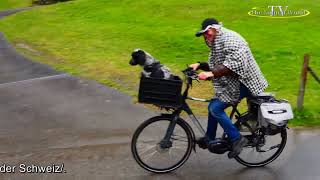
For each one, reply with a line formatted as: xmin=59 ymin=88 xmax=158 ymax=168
xmin=0 ymin=9 xmax=320 ymax=180
xmin=0 ymin=8 xmax=30 ymax=19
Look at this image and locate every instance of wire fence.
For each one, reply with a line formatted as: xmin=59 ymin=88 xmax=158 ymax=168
xmin=308 ymin=67 xmax=320 ymax=84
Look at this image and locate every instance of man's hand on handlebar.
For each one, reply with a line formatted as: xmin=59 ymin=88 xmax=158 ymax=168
xmin=198 ymin=71 xmax=214 ymax=80
xmin=186 ymin=64 xmax=213 ymax=80
xmin=189 ymin=63 xmax=200 ymax=71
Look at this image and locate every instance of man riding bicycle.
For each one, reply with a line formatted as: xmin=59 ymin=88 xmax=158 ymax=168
xmin=190 ymin=18 xmax=268 ymax=158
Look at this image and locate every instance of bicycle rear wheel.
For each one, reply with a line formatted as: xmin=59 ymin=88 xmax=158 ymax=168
xmin=131 ymin=116 xmax=194 ymax=173
xmin=235 ymin=127 xmax=287 ymax=167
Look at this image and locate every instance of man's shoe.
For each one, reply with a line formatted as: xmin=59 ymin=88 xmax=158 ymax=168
xmin=196 ymin=137 xmax=209 ymax=149
xmin=227 ymin=135 xmax=248 ymax=159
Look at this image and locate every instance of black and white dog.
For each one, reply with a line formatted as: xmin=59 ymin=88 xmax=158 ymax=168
xmin=129 ymin=49 xmax=173 ymax=79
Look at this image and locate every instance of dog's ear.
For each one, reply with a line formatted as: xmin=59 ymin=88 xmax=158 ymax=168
xmin=129 ymin=51 xmax=138 ymax=65
xmin=130 ymin=50 xmax=142 ymax=65
xmin=131 ymin=50 xmax=146 ymax=66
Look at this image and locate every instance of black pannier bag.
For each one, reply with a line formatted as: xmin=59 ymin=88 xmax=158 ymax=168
xmin=138 ymin=74 xmax=183 ymax=108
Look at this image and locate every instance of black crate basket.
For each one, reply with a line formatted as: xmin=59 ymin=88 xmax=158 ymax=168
xmin=138 ymin=75 xmax=183 ymax=108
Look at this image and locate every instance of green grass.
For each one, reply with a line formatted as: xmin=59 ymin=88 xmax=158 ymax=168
xmin=0 ymin=0 xmax=319 ymax=126
xmin=0 ymin=0 xmax=31 ymax=10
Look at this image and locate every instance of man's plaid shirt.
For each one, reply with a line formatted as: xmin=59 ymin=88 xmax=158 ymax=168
xmin=208 ymin=27 xmax=268 ymax=103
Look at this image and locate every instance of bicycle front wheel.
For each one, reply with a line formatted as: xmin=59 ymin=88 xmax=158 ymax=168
xmin=131 ymin=116 xmax=194 ymax=173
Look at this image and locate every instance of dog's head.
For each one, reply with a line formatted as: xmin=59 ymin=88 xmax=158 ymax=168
xmin=129 ymin=49 xmax=146 ymax=66
xmin=129 ymin=49 xmax=157 ymax=66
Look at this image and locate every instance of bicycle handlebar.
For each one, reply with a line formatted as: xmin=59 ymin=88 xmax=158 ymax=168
xmin=181 ymin=67 xmax=212 ymax=102
xmin=182 ymin=67 xmax=199 ymax=83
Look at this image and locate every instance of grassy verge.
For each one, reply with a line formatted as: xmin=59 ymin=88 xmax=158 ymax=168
xmin=0 ymin=0 xmax=319 ymax=126
xmin=0 ymin=0 xmax=31 ymax=10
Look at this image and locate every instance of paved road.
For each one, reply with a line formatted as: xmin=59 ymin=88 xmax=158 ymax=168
xmin=0 ymin=9 xmax=320 ymax=180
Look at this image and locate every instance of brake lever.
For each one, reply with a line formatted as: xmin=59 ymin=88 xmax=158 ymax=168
xmin=188 ymin=74 xmax=199 ymax=83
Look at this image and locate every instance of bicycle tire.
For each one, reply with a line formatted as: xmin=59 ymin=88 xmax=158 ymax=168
xmin=235 ymin=128 xmax=287 ymax=167
xmin=131 ymin=116 xmax=194 ymax=173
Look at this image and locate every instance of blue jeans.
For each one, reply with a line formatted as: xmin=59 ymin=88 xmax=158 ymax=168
xmin=206 ymin=84 xmax=251 ymax=142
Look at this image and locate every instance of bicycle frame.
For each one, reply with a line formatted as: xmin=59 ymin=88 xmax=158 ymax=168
xmin=161 ymin=74 xmax=242 ymax=145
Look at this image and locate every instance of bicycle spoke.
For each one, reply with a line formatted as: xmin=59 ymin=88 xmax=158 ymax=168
xmin=171 ymin=134 xmax=188 ymax=142
xmin=142 ymin=150 xmax=158 ymax=162
xmin=138 ymin=144 xmax=157 ymax=155
xmin=171 ymin=137 xmax=188 ymax=143
xmin=168 ymin=149 xmax=173 ymax=161
xmin=170 ymin=145 xmax=188 ymax=151
xmin=141 ymin=139 xmax=158 ymax=142
xmin=172 ymin=134 xmax=187 ymax=139
xmin=259 ymin=144 xmax=280 ymax=152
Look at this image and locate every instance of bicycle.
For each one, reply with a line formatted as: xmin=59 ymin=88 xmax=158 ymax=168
xmin=131 ymin=67 xmax=288 ymax=173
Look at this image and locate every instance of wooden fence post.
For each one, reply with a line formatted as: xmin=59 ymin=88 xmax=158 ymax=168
xmin=297 ymin=54 xmax=310 ymax=110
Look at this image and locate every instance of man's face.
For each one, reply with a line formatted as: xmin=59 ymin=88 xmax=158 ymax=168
xmin=203 ymin=28 xmax=217 ymax=47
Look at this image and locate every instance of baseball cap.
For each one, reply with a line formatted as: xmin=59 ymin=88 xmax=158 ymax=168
xmin=195 ymin=18 xmax=221 ymax=37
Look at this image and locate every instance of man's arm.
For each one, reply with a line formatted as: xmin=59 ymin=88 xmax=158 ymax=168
xmin=197 ymin=62 xmax=234 ymax=77
xmin=211 ymin=64 xmax=234 ymax=77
